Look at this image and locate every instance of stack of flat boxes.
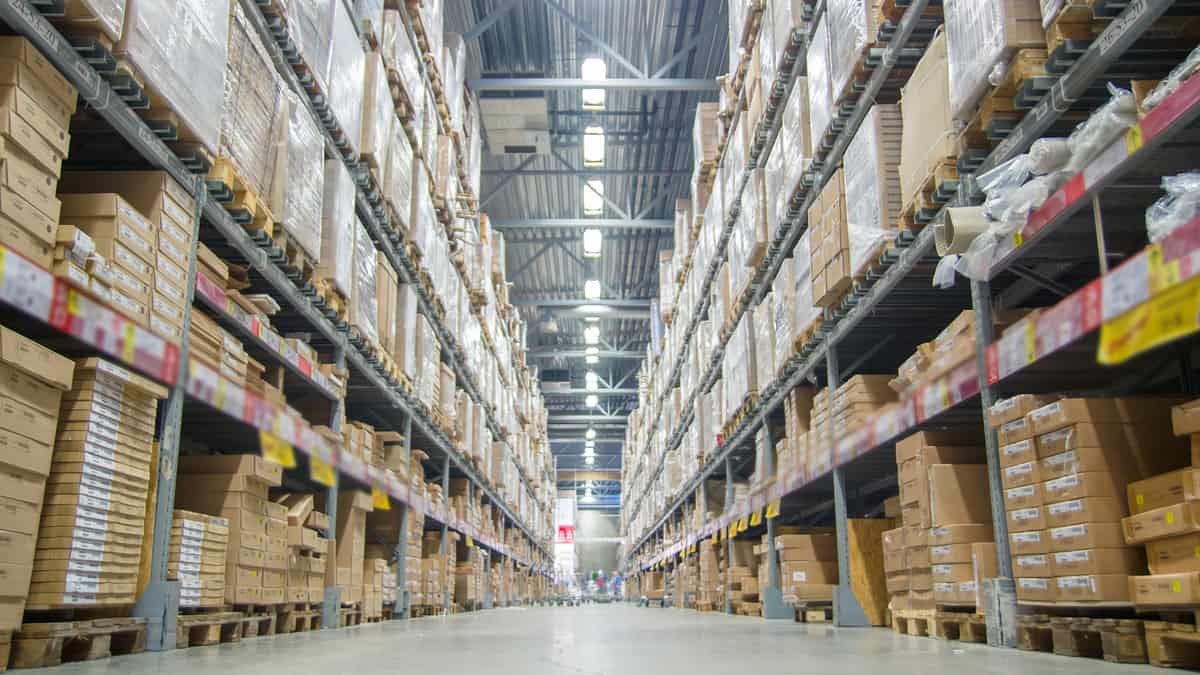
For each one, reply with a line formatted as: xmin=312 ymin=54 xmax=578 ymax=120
xmin=187 ymin=311 xmax=248 ymax=387
xmin=344 ymin=421 xmax=375 ymax=463
xmin=169 ymin=510 xmax=229 ymax=610
xmin=404 ymin=501 xmax=423 ymax=606
xmin=421 ymin=532 xmax=444 ymax=607
xmin=57 ymin=172 xmax=197 ymax=346
xmin=832 ymin=375 xmax=898 ymax=435
xmin=176 ymin=455 xmax=286 ymax=605
xmin=808 ymin=387 xmax=832 ymax=478
xmin=332 ymin=490 xmax=374 ymax=605
xmin=883 ymin=527 xmax=907 ymax=609
xmin=455 ymin=544 xmax=484 ymax=607
xmin=362 ymin=558 xmax=387 ymax=620
xmin=894 ymin=430 xmax=990 ymax=611
xmin=808 ymin=168 xmax=849 ymax=308
xmin=699 ymin=538 xmax=722 ymax=605
xmin=31 ymin=358 xmax=166 ymax=609
xmin=996 ymin=396 xmax=1183 ymax=603
xmin=276 ymin=493 xmax=329 ymax=604
xmin=776 ymin=533 xmax=837 ymax=603
xmin=725 ymin=540 xmax=756 ymax=611
xmin=0 ymin=37 xmax=76 ymax=272
xmin=0 ymin=328 xmax=72 ymax=630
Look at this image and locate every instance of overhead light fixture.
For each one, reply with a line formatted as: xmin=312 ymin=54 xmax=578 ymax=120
xmin=585 ymin=354 xmax=599 ymax=364
xmin=582 ymin=483 xmax=595 ymax=496
xmin=581 ymin=57 xmax=606 ymax=110
xmin=584 ymin=325 xmax=600 ymax=345
xmin=578 ymin=305 xmax=610 ymax=314
xmin=585 ymin=394 xmax=599 ymax=407
xmin=585 ymin=428 xmax=596 ymax=440
xmin=582 ymin=125 xmax=605 ymax=167
xmin=582 ymin=228 xmax=602 ymax=258
xmin=582 ymin=179 xmax=604 ymax=216
xmin=585 ymin=371 xmax=598 ymax=391
xmin=583 ymin=279 xmax=602 ymax=299
xmin=585 ymin=439 xmax=595 ymax=450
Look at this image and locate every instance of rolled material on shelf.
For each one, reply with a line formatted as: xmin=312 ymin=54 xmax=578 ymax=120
xmin=936 ymin=206 xmax=990 ymax=256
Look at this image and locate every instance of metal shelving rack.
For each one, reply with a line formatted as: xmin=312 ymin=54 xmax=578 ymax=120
xmin=0 ymin=0 xmax=552 ymax=649
xmin=622 ymin=0 xmax=1195 ymax=636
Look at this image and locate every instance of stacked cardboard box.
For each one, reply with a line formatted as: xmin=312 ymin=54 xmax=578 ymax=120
xmin=808 ymin=169 xmax=848 ymax=308
xmin=0 ymin=37 xmax=77 ymax=271
xmin=188 ymin=310 xmax=249 ymax=387
xmin=833 ymin=375 xmax=898 ymax=434
xmin=994 ymin=396 xmax=1185 ymax=603
xmin=176 ymin=454 xmax=285 ymax=605
xmin=808 ymin=387 xmax=832 ymax=478
xmin=898 ymin=29 xmax=954 ymax=209
xmin=698 ymin=538 xmax=722 ymax=605
xmin=404 ymin=502 xmax=424 ymax=606
xmin=883 ymin=527 xmax=907 ymax=609
xmin=776 ymin=533 xmax=837 ymax=603
xmin=30 ymin=358 xmax=166 ymax=609
xmin=344 ymin=421 xmax=375 ymax=463
xmin=276 ymin=493 xmax=329 ymax=604
xmin=362 ymin=558 xmax=388 ymax=620
xmin=842 ymin=104 xmax=901 ymax=282
xmin=332 ymin=490 xmax=374 ymax=604
xmin=169 ymin=510 xmax=230 ymax=610
xmin=0 ymin=328 xmax=72 ymax=629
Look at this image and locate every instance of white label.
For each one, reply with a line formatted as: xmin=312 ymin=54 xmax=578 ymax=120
xmin=69 ymin=548 xmax=102 ymax=563
xmin=1019 ymin=578 xmax=1049 ymax=590
xmin=931 ymin=527 xmax=950 ymax=538
xmin=1055 ymin=550 xmax=1091 ymax=564
xmin=1056 ymin=576 xmax=1095 ymax=591
xmin=931 ymin=545 xmax=951 ymax=556
xmin=159 ymin=236 xmax=185 ymax=264
xmin=114 ymin=244 xmax=150 ymax=277
xmin=992 ymin=398 xmax=1018 ymax=414
xmin=932 ymin=564 xmax=952 ymax=575
xmin=1051 ymin=524 xmax=1088 ymax=540
xmin=1007 ymin=485 xmax=1035 ymax=499
xmin=1048 ymin=499 xmax=1083 ymax=515
xmin=934 ymin=582 xmax=954 ymax=593
xmin=792 ymin=571 xmax=807 ymax=582
xmin=1017 ymin=555 xmax=1047 ymax=567
xmin=157 ymin=279 xmax=185 ymax=304
xmin=1040 ymin=427 xmax=1073 ymax=445
xmin=110 ymin=288 xmax=142 ymax=315
xmin=1044 ymin=451 xmax=1077 ymax=468
xmin=958 ymin=581 xmax=977 ymax=592
xmin=119 ymin=202 xmax=153 ymax=235
xmin=1006 ymin=462 xmax=1034 ymax=478
xmin=1013 ymin=531 xmax=1042 ymax=543
xmin=119 ymin=223 xmax=152 ymax=256
xmin=1030 ymin=401 xmax=1062 ymax=422
xmin=1044 ymin=474 xmax=1080 ymax=492
xmin=153 ymin=295 xmax=183 ymax=320
xmin=1002 ymin=418 xmax=1028 ymax=434
xmin=1003 ymin=439 xmax=1033 ymax=456
xmin=1012 ymin=507 xmax=1041 ymax=521
xmin=157 ymin=253 xmax=185 ymax=283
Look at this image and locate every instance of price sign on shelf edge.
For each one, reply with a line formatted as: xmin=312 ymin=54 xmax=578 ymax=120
xmin=259 ymin=430 xmax=297 ymax=469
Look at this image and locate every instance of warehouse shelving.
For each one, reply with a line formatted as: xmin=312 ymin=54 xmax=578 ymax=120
xmin=0 ymin=0 xmax=552 ymax=650
xmin=623 ymin=0 xmax=1197 ymax=636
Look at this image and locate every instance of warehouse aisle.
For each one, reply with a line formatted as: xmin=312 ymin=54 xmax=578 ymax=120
xmin=40 ymin=605 xmax=1156 ymax=674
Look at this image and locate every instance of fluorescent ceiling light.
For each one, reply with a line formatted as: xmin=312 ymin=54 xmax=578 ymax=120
xmin=583 ymin=126 xmax=605 ymax=167
xmin=585 ymin=428 xmax=596 ymax=440
xmin=585 ymin=347 xmax=600 ymax=356
xmin=582 ymin=228 xmax=602 ymax=257
xmin=582 ymin=179 xmax=604 ymax=215
xmin=585 ymin=394 xmax=599 ymax=407
xmin=586 ymin=354 xmax=599 ymax=364
xmin=581 ymin=57 xmax=606 ymax=110
xmin=582 ymin=482 xmax=595 ymax=494
xmin=578 ymin=305 xmax=610 ymax=314
xmin=584 ymin=325 xmax=600 ymax=345
xmin=585 ymin=371 xmax=598 ymax=391
xmin=583 ymin=279 xmax=602 ymax=299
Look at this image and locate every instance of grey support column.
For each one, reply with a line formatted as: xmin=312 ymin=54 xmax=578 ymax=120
xmin=321 ymin=343 xmax=346 ymax=629
xmin=441 ymin=454 xmax=451 ymax=613
xmin=828 ymin=349 xmax=870 ymax=627
xmin=394 ymin=411 xmax=413 ymax=619
xmin=724 ymin=456 xmax=735 ymax=615
xmin=760 ymin=421 xmax=790 ymax=619
xmin=971 ymin=280 xmax=1017 ymax=646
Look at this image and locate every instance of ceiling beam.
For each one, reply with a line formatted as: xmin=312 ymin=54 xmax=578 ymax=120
xmin=545 ymin=414 xmax=629 ymax=422
xmin=544 ymin=388 xmax=638 ymax=395
xmin=463 ymin=0 xmax=523 ymax=41
xmin=468 ymin=78 xmax=718 ymax=91
xmin=537 ymin=0 xmax=645 ymax=78
xmin=510 ymin=298 xmax=652 ymax=308
xmin=528 ymin=348 xmax=644 ymax=359
xmin=557 ymin=470 xmax=620 ymax=482
xmin=490 ymin=218 xmax=672 ymax=231
xmin=482 ymin=168 xmax=684 ymax=177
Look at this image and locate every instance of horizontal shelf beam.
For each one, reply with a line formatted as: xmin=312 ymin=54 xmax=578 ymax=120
xmin=470 ymin=78 xmax=718 ymax=91
xmin=490 ymin=218 xmax=673 ymax=230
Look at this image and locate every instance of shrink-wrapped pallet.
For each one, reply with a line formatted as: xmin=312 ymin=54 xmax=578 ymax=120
xmin=722 ymin=307 xmax=758 ymax=421
xmin=899 ymin=30 xmax=955 ymax=205
xmin=351 ymin=219 xmax=378 ymax=346
xmin=353 ymin=0 xmax=385 ymax=40
xmin=827 ymin=0 xmax=874 ymax=103
xmin=443 ymin=33 xmax=466 ymax=134
xmin=116 ymin=0 xmax=230 ymax=156
xmin=772 ymin=260 xmax=794 ymax=368
xmin=361 ymin=51 xmax=394 ymax=170
xmin=56 ymin=0 xmax=126 ymax=43
xmin=756 ymin=294 xmax=776 ymax=391
xmin=792 ymin=232 xmax=820 ymax=336
xmin=381 ymin=10 xmax=425 ymax=141
xmin=843 ymin=104 xmax=901 ymax=279
xmin=222 ymin=3 xmax=287 ymax=202
xmin=290 ymin=0 xmax=335 ymax=96
xmin=275 ymin=91 xmax=325 ymax=262
xmin=806 ymin=15 xmax=833 ymax=147
xmin=320 ymin=160 xmax=356 ymax=298
xmin=384 ymin=117 xmax=414 ymax=228
xmin=945 ymin=0 xmax=1045 ymax=121
xmin=329 ymin=0 xmax=365 ymax=156
xmin=376 ymin=252 xmax=398 ymax=355
xmin=394 ymin=283 xmax=418 ymax=380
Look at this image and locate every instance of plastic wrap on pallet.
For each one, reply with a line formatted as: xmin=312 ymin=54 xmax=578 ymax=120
xmin=60 ymin=0 xmax=126 ymax=43
xmin=772 ymin=257 xmax=794 ymax=369
xmin=354 ymin=0 xmax=385 ymax=39
xmin=899 ymin=30 xmax=953 ymax=205
xmin=382 ymin=10 xmax=425 ymax=131
xmin=791 ymin=232 xmax=819 ymax=337
xmin=385 ymin=117 xmax=414 ymax=229
xmin=1040 ymin=0 xmax=1063 ymax=28
xmin=806 ymin=14 xmax=833 ymax=148
xmin=289 ymin=0 xmax=335 ymax=97
xmin=722 ymin=119 xmax=745 ymax=225
xmin=723 ymin=307 xmax=757 ymax=420
xmin=410 ymin=166 xmax=435 ymax=254
xmin=659 ymin=250 xmax=675 ymax=320
xmin=223 ymin=3 xmax=287 ymax=202
xmin=320 ymin=159 xmax=356 ymax=297
xmin=352 ymin=218 xmax=379 ymax=345
xmin=396 ymin=283 xmax=418 ymax=379
xmin=117 ymin=0 xmax=230 ymax=157
xmin=416 ymin=314 xmax=440 ymax=407
xmin=945 ymin=0 xmax=1045 ymax=121
xmin=828 ymin=0 xmax=871 ymax=103
xmin=361 ymin=51 xmax=394 ymax=167
xmin=330 ymin=0 xmax=366 ymax=157
xmin=277 ymin=90 xmax=325 ymax=262
xmin=423 ymin=86 xmax=439 ymax=163
xmin=843 ymin=105 xmax=900 ymax=278
xmin=729 ymin=0 xmax=748 ymax=77
xmin=755 ymin=294 xmax=776 ymax=392
xmin=759 ymin=0 xmax=778 ymax=96
xmin=443 ymin=33 xmax=466 ymax=135
xmin=466 ymin=103 xmax=483 ymax=196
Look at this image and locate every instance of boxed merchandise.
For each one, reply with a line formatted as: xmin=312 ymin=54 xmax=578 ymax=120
xmin=319 ymin=159 xmax=357 ymax=299
xmin=842 ymin=104 xmax=901 ymax=280
xmin=806 ymin=14 xmax=833 ymax=146
xmin=350 ymin=218 xmax=379 ymax=347
xmin=899 ymin=29 xmax=954 ymax=206
xmin=1133 ymin=572 xmax=1200 ymax=605
xmin=169 ymin=510 xmax=230 ymax=609
xmin=826 ymin=0 xmax=880 ymax=103
xmin=945 ymin=0 xmax=1045 ymax=121
xmin=274 ymin=90 xmax=325 ymax=263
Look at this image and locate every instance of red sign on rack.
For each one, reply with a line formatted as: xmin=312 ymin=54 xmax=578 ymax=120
xmin=556 ymin=525 xmax=575 ymax=544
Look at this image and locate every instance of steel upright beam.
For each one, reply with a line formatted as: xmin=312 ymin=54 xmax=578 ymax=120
xmin=134 ymin=180 xmax=206 ymax=650
xmin=724 ymin=456 xmax=735 ymax=615
xmin=828 ymin=349 xmax=870 ymax=627
xmin=395 ymin=412 xmax=414 ymax=619
xmin=971 ymin=280 xmax=1018 ymax=646
xmin=441 ymin=454 xmax=452 ymax=613
xmin=322 ymin=344 xmax=347 ymax=629
xmin=760 ymin=422 xmax=790 ymax=619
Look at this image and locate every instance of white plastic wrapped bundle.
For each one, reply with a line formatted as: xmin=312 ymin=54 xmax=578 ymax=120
xmin=117 ymin=0 xmax=230 ymax=157
xmin=352 ymin=218 xmax=379 ymax=345
xmin=385 ymin=118 xmax=414 ymax=228
xmin=1144 ymin=46 xmax=1200 ymax=112
xmin=361 ymin=52 xmax=394 ymax=167
xmin=1147 ymin=172 xmax=1200 ymax=243
xmin=772 ymin=259 xmax=794 ymax=368
xmin=222 ymin=3 xmax=287 ymax=200
xmin=395 ymin=283 xmax=418 ymax=379
xmin=59 ymin=0 xmax=126 ymax=42
xmin=759 ymin=0 xmax=777 ymax=96
xmin=416 ymin=314 xmax=441 ymax=407
xmin=806 ymin=16 xmax=833 ymax=146
xmin=729 ymin=0 xmax=747 ymax=74
xmin=320 ymin=159 xmax=356 ymax=297
xmin=289 ymin=0 xmax=335 ymax=96
xmin=443 ymin=33 xmax=466 ymax=135
xmin=791 ymin=232 xmax=820 ymax=336
xmin=755 ymin=294 xmax=776 ymax=391
xmin=843 ymin=105 xmax=900 ymax=278
xmin=722 ymin=307 xmax=757 ymax=419
xmin=410 ymin=166 xmax=436 ymax=253
xmin=329 ymin=1 xmax=366 ymax=157
xmin=945 ymin=0 xmax=1044 ymax=121
xmin=827 ymin=0 xmax=869 ymax=103
xmin=423 ymin=86 xmax=439 ymax=162
xmin=277 ymin=90 xmax=325 ymax=262
xmin=354 ymin=0 xmax=385 ymax=39
xmin=381 ymin=11 xmax=424 ymax=116
xmin=1065 ymin=84 xmax=1138 ymax=173
xmin=722 ymin=119 xmax=745 ymax=224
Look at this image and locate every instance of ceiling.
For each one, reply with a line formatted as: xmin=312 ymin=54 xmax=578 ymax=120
xmin=446 ymin=0 xmax=728 ymax=502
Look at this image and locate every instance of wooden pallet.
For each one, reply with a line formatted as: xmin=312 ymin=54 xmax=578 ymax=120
xmin=339 ymin=603 xmax=363 ymax=627
xmin=933 ymin=610 xmax=987 ymax=642
xmin=313 ymin=278 xmax=350 ymax=323
xmin=271 ymin=227 xmax=317 ymax=284
xmin=1019 ymin=614 xmax=1148 ymax=663
xmin=901 ymin=157 xmax=960 ymax=229
xmin=891 ymin=608 xmax=937 ymax=637
xmin=795 ymin=602 xmax=834 ymax=623
xmin=721 ymin=394 xmax=760 ymax=440
xmin=230 ymin=604 xmax=278 ymax=638
xmin=410 ymin=605 xmax=443 ymax=618
xmin=208 ymin=157 xmax=275 ymax=236
xmin=10 ymin=618 xmax=146 ymax=668
xmin=175 ymin=611 xmax=246 ymax=648
xmin=276 ymin=603 xmax=322 ymax=634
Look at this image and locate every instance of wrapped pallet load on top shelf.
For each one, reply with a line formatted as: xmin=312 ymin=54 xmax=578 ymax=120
xmin=806 ymin=14 xmax=833 ymax=149
xmin=320 ymin=159 xmax=357 ymax=302
xmin=827 ymin=0 xmax=876 ymax=103
xmin=328 ymin=0 xmax=366 ymax=156
xmin=290 ymin=0 xmax=335 ymax=98
xmin=275 ymin=90 xmax=325 ymax=264
xmin=361 ymin=49 xmax=394 ymax=174
xmin=899 ymin=29 xmax=954 ymax=210
xmin=376 ymin=251 xmax=399 ymax=357
xmin=381 ymin=9 xmax=425 ymax=152
xmin=115 ymin=0 xmax=230 ymax=157
xmin=945 ymin=0 xmax=1045 ymax=121
xmin=843 ymin=104 xmax=902 ymax=282
xmin=351 ymin=218 xmax=379 ymax=348
xmin=49 ymin=0 xmax=126 ymax=43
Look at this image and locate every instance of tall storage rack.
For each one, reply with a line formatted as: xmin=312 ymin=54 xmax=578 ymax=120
xmin=622 ymin=0 xmax=1200 ymax=640
xmin=0 ymin=0 xmax=553 ymax=651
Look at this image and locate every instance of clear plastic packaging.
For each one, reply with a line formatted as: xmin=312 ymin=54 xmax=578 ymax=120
xmin=60 ymin=0 xmax=125 ymax=43
xmin=807 ymin=16 xmax=833 ymax=146
xmin=772 ymin=258 xmax=794 ymax=368
xmin=791 ymin=232 xmax=820 ymax=337
xmin=320 ymin=159 xmax=356 ymax=297
xmin=945 ymin=0 xmax=1043 ymax=121
xmin=117 ymin=0 xmax=230 ymax=156
xmin=329 ymin=0 xmax=366 ymax=157
xmin=352 ymin=218 xmax=379 ymax=346
xmin=443 ymin=33 xmax=466 ymax=135
xmin=384 ymin=117 xmax=414 ymax=229
xmin=828 ymin=0 xmax=869 ymax=104
xmin=277 ymin=90 xmax=325 ymax=262
xmin=288 ymin=0 xmax=335 ymax=97
xmin=1144 ymin=45 xmax=1200 ymax=112
xmin=1028 ymin=138 xmax=1071 ymax=175
xmin=759 ymin=0 xmax=777 ymax=95
xmin=843 ymin=105 xmax=900 ymax=278
xmin=222 ymin=3 xmax=287 ymax=200
xmin=1146 ymin=172 xmax=1200 ymax=243
xmin=361 ymin=52 xmax=394 ymax=166
xmin=756 ymin=295 xmax=776 ymax=390
xmin=978 ymin=154 xmax=1034 ymax=222
xmin=1066 ymin=84 xmax=1138 ymax=173
xmin=354 ymin=0 xmax=385 ymax=40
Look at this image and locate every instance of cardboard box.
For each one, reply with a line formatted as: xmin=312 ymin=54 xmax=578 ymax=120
xmin=1056 ymin=574 xmax=1130 ymax=602
xmin=895 ymin=429 xmax=982 ymax=464
xmin=1014 ymin=553 xmax=1053 ymax=577
xmin=1052 ymin=547 xmax=1144 ymax=576
xmin=998 ymin=417 xmax=1035 ymax=446
xmin=930 ymin=543 xmax=976 ymax=564
xmin=1008 ymin=506 xmax=1045 ymax=533
xmin=1132 ymin=572 xmax=1200 ymax=605
xmin=1002 ymin=460 xmax=1043 ymax=489
xmin=1047 ymin=522 xmax=1126 ymax=553
xmin=1044 ymin=497 xmax=1124 ymax=528
xmin=781 ymin=560 xmax=838 ymax=585
xmin=1147 ymin=532 xmax=1200 ymax=575
xmin=1173 ymin=400 xmax=1200 ymax=436
xmin=1028 ymin=399 xmax=1118 ymax=436
xmin=1035 ymin=423 xmax=1135 ymax=457
xmin=971 ymin=542 xmax=998 ymax=608
xmin=1010 ymin=529 xmax=1049 ymax=555
xmin=177 ymin=454 xmax=283 ymax=486
xmin=932 ymin=562 xmax=974 ymax=583
xmin=773 ymin=533 xmax=836 ymax=560
xmin=999 ymin=438 xmax=1037 ymax=469
xmin=1043 ymin=471 xmax=1125 ymax=503
xmin=929 ymin=523 xmax=992 ymax=546
xmin=1005 ymin=483 xmax=1043 ymax=509
xmin=1128 ymin=469 xmax=1199 ymax=515
xmin=1040 ymin=445 xmax=1139 ymax=482
xmin=988 ymin=394 xmax=1056 ymax=428
xmin=1016 ymin=576 xmax=1055 ymax=602
xmin=929 ymin=464 xmax=992 ymax=526
xmin=1123 ymin=501 xmax=1200 ymax=545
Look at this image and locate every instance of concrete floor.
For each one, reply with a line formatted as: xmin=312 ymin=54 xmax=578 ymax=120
xmin=45 ymin=604 xmax=1160 ymax=674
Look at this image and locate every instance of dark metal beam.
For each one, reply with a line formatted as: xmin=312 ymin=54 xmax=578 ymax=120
xmin=468 ymin=78 xmax=718 ymax=91
xmin=490 ymin=218 xmax=672 ymax=231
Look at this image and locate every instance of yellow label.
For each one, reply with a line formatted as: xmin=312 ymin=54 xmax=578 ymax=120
xmin=213 ymin=377 xmax=227 ymax=409
xmin=1136 ymin=494 xmax=1145 ymax=506
xmin=1099 ymin=275 xmax=1200 ymax=365
xmin=1173 ymin=580 xmax=1183 ymax=594
xmin=766 ymin=499 xmax=781 ymax=520
xmin=1126 ymin=123 xmax=1145 ymax=154
xmin=1193 ymin=545 xmax=1200 ymax=559
xmin=728 ymin=523 xmax=738 ymax=539
xmin=750 ymin=510 xmax=762 ymax=527
xmin=309 ymin=454 xmax=335 ymax=487
xmin=1024 ymin=320 xmax=1037 ymax=363
xmin=121 ymin=322 xmax=136 ymax=362
xmin=467 ymin=536 xmax=474 ymax=548
xmin=1013 ymin=230 xmax=1024 ymax=248
xmin=66 ymin=287 xmax=79 ymax=314
xmin=259 ymin=430 xmax=297 ymax=469
xmin=737 ymin=517 xmax=748 ymax=533
xmin=372 ymin=486 xmax=391 ymax=510
xmin=1167 ymin=511 xmax=1177 ymax=525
